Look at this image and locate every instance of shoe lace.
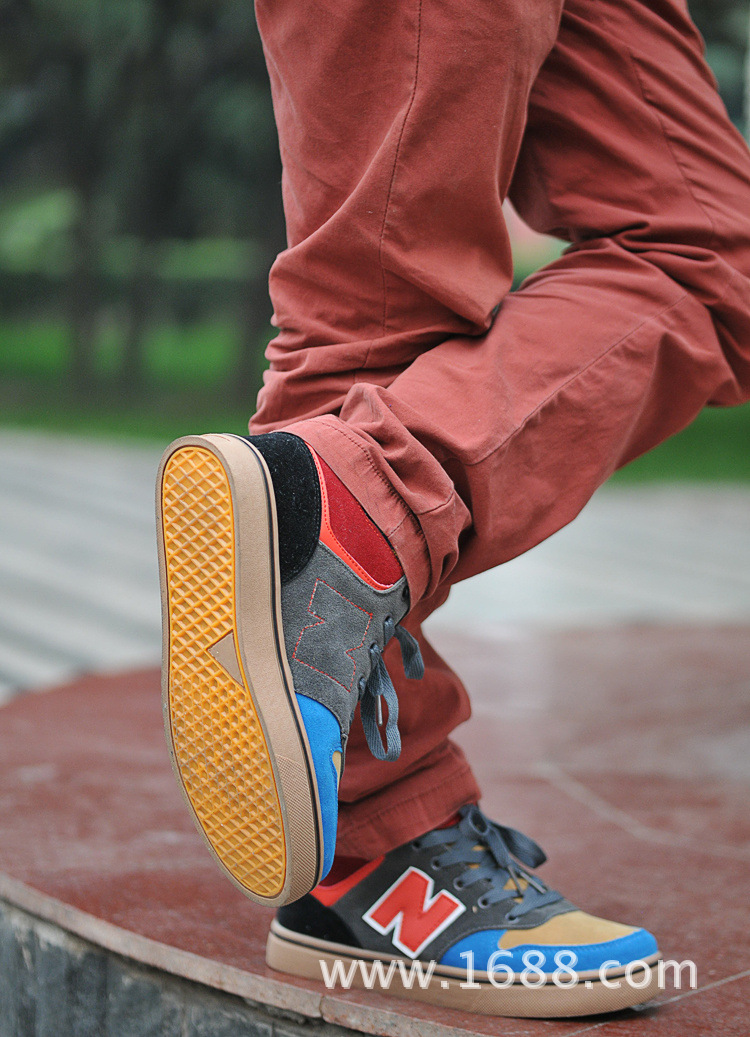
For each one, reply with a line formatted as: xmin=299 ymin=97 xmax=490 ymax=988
xmin=417 ymin=805 xmax=563 ymax=919
xmin=358 ymin=616 xmax=424 ymax=762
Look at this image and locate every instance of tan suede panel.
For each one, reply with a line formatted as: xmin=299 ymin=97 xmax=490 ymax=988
xmin=498 ymin=911 xmax=634 ymax=949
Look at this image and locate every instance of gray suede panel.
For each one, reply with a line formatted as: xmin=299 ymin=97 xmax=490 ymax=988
xmin=280 ymin=541 xmax=409 ymax=743
xmin=329 ymin=839 xmax=575 ymax=963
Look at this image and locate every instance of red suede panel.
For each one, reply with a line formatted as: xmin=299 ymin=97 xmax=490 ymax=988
xmin=318 ymin=454 xmax=403 ymax=586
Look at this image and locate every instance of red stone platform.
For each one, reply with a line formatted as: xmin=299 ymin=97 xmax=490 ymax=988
xmin=1 ymin=625 xmax=749 ymax=1036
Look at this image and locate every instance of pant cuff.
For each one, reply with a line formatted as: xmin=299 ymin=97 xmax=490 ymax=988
xmin=335 ymin=744 xmax=481 ymax=859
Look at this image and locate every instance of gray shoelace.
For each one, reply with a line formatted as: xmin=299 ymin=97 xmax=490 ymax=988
xmin=416 ymin=805 xmax=563 ymax=919
xmin=358 ymin=616 xmax=424 ymax=762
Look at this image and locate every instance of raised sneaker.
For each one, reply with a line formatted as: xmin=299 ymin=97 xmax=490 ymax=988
xmin=267 ymin=804 xmax=661 ymax=1017
xmin=156 ymin=432 xmax=423 ymax=907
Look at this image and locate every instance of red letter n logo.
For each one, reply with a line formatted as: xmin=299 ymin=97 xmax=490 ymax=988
xmin=363 ymin=867 xmax=466 ymax=958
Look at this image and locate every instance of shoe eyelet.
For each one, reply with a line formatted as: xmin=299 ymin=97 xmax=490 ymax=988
xmin=506 ymin=913 xmax=518 ymax=923
xmin=453 ymin=877 xmax=464 ymax=891
xmin=411 ymin=840 xmax=421 ymax=851
xmin=430 ymin=858 xmax=441 ymax=871
xmin=401 ymin=586 xmax=409 ymax=600
xmin=477 ymin=896 xmax=490 ymax=909
xmin=384 ymin=614 xmax=392 ymax=625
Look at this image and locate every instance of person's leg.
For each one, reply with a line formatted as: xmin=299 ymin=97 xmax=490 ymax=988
xmin=259 ymin=0 xmax=750 ymax=598
xmin=251 ymin=0 xmax=750 ymax=857
xmin=251 ymin=0 xmax=565 ymax=857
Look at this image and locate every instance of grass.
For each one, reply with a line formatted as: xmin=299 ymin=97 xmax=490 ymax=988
xmin=2 ymin=386 xmax=749 ymax=484
xmin=0 ymin=386 xmax=255 ymax=443
xmin=0 ymin=319 xmax=263 ymax=442
xmin=0 ymin=319 xmax=245 ymax=390
xmin=1 ymin=319 xmax=749 ymax=481
xmin=610 ymin=404 xmax=750 ymax=484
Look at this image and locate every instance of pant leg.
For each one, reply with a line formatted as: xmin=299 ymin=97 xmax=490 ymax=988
xmin=331 ymin=613 xmax=479 ymax=859
xmin=257 ymin=0 xmax=750 ymax=603
xmin=252 ymin=0 xmax=563 ymax=856
xmin=251 ymin=0 xmax=750 ymax=856
xmin=253 ymin=0 xmax=562 ymax=372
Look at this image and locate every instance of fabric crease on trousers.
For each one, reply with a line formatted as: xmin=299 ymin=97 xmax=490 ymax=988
xmin=249 ymin=0 xmax=750 ymax=859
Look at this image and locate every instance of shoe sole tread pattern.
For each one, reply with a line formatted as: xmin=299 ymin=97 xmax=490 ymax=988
xmin=266 ymin=922 xmax=661 ymax=1018
xmin=157 ymin=434 xmax=323 ymax=907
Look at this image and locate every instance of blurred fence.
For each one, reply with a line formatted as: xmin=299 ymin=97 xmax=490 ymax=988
xmin=0 ymin=0 xmax=748 ymax=410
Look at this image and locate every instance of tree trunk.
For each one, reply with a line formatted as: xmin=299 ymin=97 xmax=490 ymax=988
xmin=67 ymin=188 xmax=99 ymax=396
xmin=233 ymin=262 xmax=274 ymax=409
xmin=63 ymin=52 xmax=103 ymax=400
xmin=745 ymin=3 xmax=750 ymax=140
xmin=119 ymin=237 xmax=158 ymax=397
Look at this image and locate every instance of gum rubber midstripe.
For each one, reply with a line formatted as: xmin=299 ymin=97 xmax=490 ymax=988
xmin=161 ymin=444 xmax=286 ymax=898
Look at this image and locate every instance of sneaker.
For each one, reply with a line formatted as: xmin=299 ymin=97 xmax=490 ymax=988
xmin=156 ymin=432 xmax=422 ymax=907
xmin=267 ymin=805 xmax=661 ymax=1017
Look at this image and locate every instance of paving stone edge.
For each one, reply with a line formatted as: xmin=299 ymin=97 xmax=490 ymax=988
xmin=0 ymin=897 xmax=355 ymax=1037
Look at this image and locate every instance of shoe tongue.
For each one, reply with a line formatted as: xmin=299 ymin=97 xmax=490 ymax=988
xmin=505 ymin=875 xmax=528 ymax=892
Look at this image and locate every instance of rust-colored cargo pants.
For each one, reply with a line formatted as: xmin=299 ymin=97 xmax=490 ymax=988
xmin=250 ymin=0 xmax=750 ymax=858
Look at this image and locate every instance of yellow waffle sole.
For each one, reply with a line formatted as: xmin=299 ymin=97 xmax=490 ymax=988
xmin=159 ymin=443 xmax=287 ymax=900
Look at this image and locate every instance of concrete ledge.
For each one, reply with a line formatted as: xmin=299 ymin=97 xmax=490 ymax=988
xmin=0 ymin=897 xmax=346 ymax=1037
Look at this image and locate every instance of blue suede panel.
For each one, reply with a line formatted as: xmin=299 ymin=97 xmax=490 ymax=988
xmin=440 ymin=928 xmax=658 ymax=973
xmin=439 ymin=929 xmax=506 ymax=970
xmin=296 ymin=693 xmax=342 ymax=879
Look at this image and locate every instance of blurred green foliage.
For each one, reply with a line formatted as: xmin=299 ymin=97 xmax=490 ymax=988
xmin=0 ymin=0 xmax=284 ymax=401
xmin=0 ymin=0 xmax=748 ymax=480
xmin=690 ymin=0 xmax=750 ymax=122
